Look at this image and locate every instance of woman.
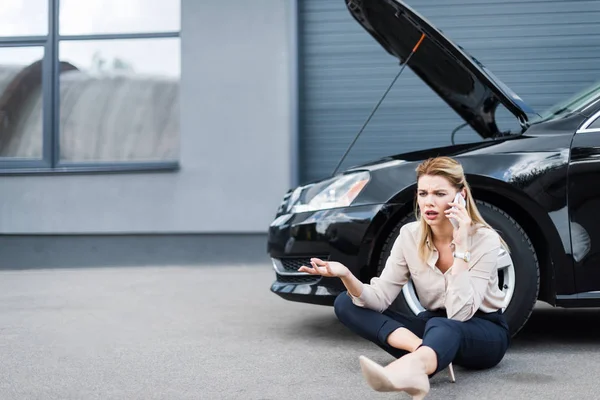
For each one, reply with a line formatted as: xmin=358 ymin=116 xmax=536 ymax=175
xmin=298 ymin=156 xmax=511 ymax=399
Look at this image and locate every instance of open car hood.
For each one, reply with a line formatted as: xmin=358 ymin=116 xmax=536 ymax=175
xmin=346 ymin=0 xmax=536 ymax=138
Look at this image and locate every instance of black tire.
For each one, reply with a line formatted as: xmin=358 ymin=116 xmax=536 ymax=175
xmin=376 ymin=200 xmax=540 ymax=337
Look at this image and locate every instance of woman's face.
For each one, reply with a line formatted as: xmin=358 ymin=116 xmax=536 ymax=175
xmin=417 ymin=174 xmax=461 ymax=227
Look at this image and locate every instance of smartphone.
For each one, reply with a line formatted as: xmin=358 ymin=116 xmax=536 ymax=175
xmin=449 ymin=192 xmax=466 ymax=230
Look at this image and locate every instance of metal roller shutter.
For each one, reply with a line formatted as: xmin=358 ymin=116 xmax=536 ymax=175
xmin=298 ymin=0 xmax=600 ymax=184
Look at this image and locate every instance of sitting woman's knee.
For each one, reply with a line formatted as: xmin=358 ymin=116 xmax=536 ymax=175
xmin=333 ymin=291 xmax=354 ymax=321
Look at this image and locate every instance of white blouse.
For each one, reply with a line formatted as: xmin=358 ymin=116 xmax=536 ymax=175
xmin=349 ymin=221 xmax=506 ymax=321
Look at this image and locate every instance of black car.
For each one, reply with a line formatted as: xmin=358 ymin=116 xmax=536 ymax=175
xmin=267 ymin=0 xmax=600 ymax=336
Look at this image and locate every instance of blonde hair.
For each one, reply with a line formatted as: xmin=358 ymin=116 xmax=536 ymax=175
xmin=414 ymin=156 xmax=508 ymax=262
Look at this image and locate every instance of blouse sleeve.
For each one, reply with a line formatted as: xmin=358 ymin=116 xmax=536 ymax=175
xmin=347 ymin=225 xmax=411 ymax=313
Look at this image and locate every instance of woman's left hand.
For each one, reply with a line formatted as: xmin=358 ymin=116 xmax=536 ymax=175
xmin=445 ymin=200 xmax=472 ymax=249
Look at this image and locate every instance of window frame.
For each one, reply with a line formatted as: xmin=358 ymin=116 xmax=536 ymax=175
xmin=585 ymin=115 xmax=600 ymax=132
xmin=0 ymin=0 xmax=181 ymax=175
xmin=576 ymin=105 xmax=600 ymax=135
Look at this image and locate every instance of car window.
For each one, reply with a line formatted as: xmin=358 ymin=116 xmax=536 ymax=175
xmin=588 ymin=117 xmax=600 ymax=130
xmin=531 ymin=80 xmax=600 ymax=124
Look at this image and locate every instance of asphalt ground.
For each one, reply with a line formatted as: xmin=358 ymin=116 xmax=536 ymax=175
xmin=1 ymin=264 xmax=599 ymax=399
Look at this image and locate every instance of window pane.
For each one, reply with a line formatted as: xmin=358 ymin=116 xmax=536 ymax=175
xmin=588 ymin=117 xmax=600 ymax=130
xmin=0 ymin=46 xmax=45 ymax=159
xmin=0 ymin=0 xmax=48 ymax=36
xmin=58 ymin=38 xmax=180 ymax=162
xmin=60 ymin=0 xmax=180 ymax=35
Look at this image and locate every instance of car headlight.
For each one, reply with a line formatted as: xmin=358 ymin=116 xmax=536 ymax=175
xmin=290 ymin=171 xmax=370 ymax=213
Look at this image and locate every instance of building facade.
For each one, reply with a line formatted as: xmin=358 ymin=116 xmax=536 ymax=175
xmin=1 ymin=0 xmax=598 ymax=267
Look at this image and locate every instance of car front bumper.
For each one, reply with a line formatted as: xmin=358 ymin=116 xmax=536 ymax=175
xmin=267 ymin=203 xmax=389 ymax=305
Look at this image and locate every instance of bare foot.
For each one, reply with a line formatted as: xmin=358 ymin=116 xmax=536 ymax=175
xmin=359 ymin=354 xmax=430 ymax=399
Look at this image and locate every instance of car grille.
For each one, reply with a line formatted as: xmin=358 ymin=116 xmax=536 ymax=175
xmin=271 ymin=256 xmax=329 ymax=285
xmin=278 ymin=256 xmax=329 ymax=272
xmin=275 ymin=273 xmax=322 ymax=284
xmin=281 ymin=257 xmax=313 ymax=272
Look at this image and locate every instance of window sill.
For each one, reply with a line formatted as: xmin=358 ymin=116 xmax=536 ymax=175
xmin=0 ymin=161 xmax=180 ymax=176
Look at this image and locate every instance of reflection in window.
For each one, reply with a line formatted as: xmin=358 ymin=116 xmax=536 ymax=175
xmin=59 ymin=0 xmax=180 ymax=35
xmin=589 ymin=118 xmax=600 ymax=131
xmin=0 ymin=0 xmax=48 ymax=36
xmin=533 ymin=80 xmax=600 ymax=124
xmin=0 ymin=46 xmax=45 ymax=158
xmin=58 ymin=38 xmax=180 ymax=162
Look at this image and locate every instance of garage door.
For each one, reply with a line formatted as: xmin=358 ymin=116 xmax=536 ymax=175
xmin=298 ymin=0 xmax=600 ymax=184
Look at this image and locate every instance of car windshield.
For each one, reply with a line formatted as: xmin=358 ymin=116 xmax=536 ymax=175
xmin=530 ymin=80 xmax=600 ymax=124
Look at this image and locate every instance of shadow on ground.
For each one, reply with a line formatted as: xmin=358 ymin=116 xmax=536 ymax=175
xmin=283 ymin=305 xmax=600 ymax=348
xmin=510 ymin=306 xmax=600 ymax=348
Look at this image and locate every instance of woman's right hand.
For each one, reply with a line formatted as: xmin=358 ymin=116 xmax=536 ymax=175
xmin=298 ymin=258 xmax=349 ymax=278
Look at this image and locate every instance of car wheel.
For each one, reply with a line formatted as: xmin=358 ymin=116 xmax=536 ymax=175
xmin=376 ymin=200 xmax=539 ymax=337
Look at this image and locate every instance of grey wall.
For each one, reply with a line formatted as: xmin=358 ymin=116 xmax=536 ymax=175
xmin=0 ymin=234 xmax=270 ymax=269
xmin=0 ymin=0 xmax=292 ymax=234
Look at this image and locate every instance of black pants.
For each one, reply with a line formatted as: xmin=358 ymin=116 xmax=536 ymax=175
xmin=334 ymin=292 xmax=511 ymax=376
